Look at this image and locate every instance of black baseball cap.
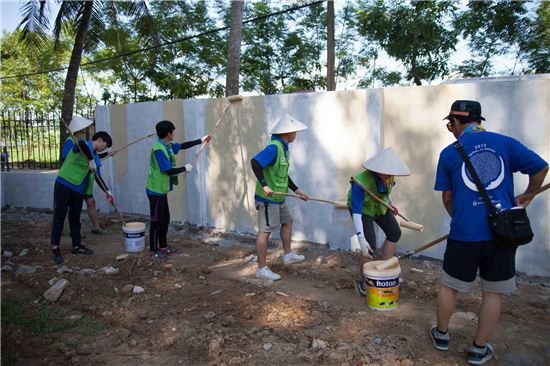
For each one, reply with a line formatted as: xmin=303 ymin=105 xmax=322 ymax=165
xmin=443 ymin=100 xmax=485 ymax=121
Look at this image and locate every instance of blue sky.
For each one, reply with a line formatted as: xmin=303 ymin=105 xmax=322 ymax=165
xmin=1 ymin=1 xmax=21 ymax=32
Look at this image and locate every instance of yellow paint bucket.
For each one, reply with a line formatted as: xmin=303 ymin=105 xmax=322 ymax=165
xmin=363 ymin=260 xmax=401 ymax=311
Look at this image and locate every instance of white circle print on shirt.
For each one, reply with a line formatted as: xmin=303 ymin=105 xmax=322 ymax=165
xmin=461 ymin=149 xmax=505 ymax=192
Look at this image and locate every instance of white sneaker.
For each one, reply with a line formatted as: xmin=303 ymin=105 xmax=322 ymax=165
xmin=256 ymin=266 xmax=281 ymax=281
xmin=283 ymin=251 xmax=305 ymax=265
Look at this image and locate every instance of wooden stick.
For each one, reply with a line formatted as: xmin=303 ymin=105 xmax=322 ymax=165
xmin=61 ymin=118 xmax=126 ymax=227
xmin=351 ymin=176 xmax=424 ymax=231
xmin=351 ymin=176 xmax=411 ymax=221
xmin=273 ymin=191 xmax=347 ymax=208
xmin=101 ymin=133 xmax=155 ymax=161
xmin=192 ymin=95 xmax=243 ymax=166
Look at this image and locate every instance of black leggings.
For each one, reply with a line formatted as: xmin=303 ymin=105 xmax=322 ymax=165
xmin=350 ymin=209 xmax=401 ymax=246
xmin=51 ymin=182 xmax=84 ymax=248
xmin=148 ymin=194 xmax=170 ymax=252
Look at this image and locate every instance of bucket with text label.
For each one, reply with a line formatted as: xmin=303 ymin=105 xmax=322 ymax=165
xmin=363 ymin=260 xmax=401 ymax=311
xmin=123 ymin=222 xmax=146 ymax=252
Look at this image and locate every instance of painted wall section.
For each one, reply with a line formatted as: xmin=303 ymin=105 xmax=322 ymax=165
xmin=3 ymin=77 xmax=549 ymax=275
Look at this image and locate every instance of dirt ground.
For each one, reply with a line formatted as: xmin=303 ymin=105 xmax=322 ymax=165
xmin=1 ymin=207 xmax=549 ymax=366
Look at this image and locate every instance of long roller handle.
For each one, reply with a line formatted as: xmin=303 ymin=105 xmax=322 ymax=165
xmin=273 ymin=191 xmax=347 ymax=207
xmin=351 ymin=176 xmax=411 ymax=222
xmin=101 ymin=133 xmax=155 ymax=161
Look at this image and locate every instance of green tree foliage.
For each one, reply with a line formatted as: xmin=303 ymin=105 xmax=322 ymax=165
xmin=454 ymin=0 xmax=529 ymax=77
xmin=519 ymin=1 xmax=550 ymax=73
xmin=143 ymin=0 xmax=227 ymax=99
xmin=356 ymin=0 xmax=458 ymax=85
xmin=0 ymin=30 xmax=71 ymax=111
xmin=241 ymin=1 xmax=329 ymax=94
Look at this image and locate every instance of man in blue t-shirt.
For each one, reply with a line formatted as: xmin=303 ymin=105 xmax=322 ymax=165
xmin=429 ymin=100 xmax=548 ymax=365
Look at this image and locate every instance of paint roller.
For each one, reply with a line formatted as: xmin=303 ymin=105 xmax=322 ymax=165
xmin=61 ymin=118 xmax=127 ymax=227
xmin=192 ymin=94 xmax=243 ymax=167
xmin=351 ymin=176 xmax=424 ymax=232
xmin=377 ymin=181 xmax=550 ymax=270
xmin=273 ymin=191 xmax=348 ymax=208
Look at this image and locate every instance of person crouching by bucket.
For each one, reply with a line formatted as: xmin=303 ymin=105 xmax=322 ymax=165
xmin=51 ymin=116 xmax=114 ymax=264
xmin=145 ymin=120 xmax=211 ymax=260
xmin=347 ymin=147 xmax=411 ymax=296
xmin=250 ymin=114 xmax=310 ymax=281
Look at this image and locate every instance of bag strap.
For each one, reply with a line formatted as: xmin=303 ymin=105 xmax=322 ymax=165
xmin=454 ymin=141 xmax=498 ymax=216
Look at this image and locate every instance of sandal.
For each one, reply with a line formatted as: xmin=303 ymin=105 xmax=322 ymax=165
xmin=71 ymin=245 xmax=94 ymax=255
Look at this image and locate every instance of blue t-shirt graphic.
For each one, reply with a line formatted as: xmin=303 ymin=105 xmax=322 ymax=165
xmin=434 ymin=131 xmax=547 ymax=241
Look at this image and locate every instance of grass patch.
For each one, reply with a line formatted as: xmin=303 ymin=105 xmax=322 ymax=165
xmin=1 ymin=299 xmax=110 ymax=337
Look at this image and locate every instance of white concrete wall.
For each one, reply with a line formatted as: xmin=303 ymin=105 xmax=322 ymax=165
xmin=3 ymin=76 xmax=549 ymax=276
xmin=1 ymin=171 xmax=57 ymax=209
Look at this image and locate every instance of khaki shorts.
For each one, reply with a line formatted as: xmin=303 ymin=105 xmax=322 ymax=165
xmin=256 ymin=200 xmax=293 ymax=233
xmin=441 ymin=271 xmax=517 ymax=294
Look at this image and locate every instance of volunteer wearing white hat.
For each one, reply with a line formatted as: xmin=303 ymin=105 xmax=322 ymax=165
xmin=250 ymin=113 xmax=310 ymax=281
xmin=51 ymin=115 xmax=114 ymax=264
xmin=347 ymin=147 xmax=411 ymax=296
xmin=61 ymin=115 xmax=115 ymax=235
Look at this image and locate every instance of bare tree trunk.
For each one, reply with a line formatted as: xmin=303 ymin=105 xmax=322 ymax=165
xmin=326 ymin=0 xmax=335 ymax=91
xmin=60 ymin=1 xmax=93 ymax=144
xmin=225 ymin=0 xmax=244 ymax=97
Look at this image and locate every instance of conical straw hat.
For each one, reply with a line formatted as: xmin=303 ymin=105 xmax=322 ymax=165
xmin=270 ymin=113 xmax=308 ymax=134
xmin=362 ymin=147 xmax=411 ymax=176
xmin=68 ymin=115 xmax=93 ymax=133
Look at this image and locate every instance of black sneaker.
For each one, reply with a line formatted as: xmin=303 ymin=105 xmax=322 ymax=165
xmin=353 ymin=279 xmax=367 ymax=297
xmin=71 ymin=245 xmax=94 ymax=255
xmin=52 ymin=248 xmax=64 ymax=264
xmin=430 ymin=325 xmax=449 ymax=351
xmin=467 ymin=342 xmax=494 ymax=365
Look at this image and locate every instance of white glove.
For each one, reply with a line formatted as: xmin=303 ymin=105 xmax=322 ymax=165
xmin=88 ymin=160 xmax=97 ymax=171
xmin=184 ymin=163 xmax=193 ymax=172
xmin=358 ymin=236 xmax=374 ymax=258
xmin=106 ymin=190 xmax=115 ymax=204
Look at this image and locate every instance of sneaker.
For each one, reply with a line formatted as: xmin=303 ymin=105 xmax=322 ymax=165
xmin=429 ymin=325 xmax=449 ymax=351
xmin=147 ymin=251 xmax=168 ymax=260
xmin=159 ymin=246 xmax=178 ymax=255
xmin=256 ymin=266 xmax=281 ymax=281
xmin=71 ymin=245 xmax=94 ymax=255
xmin=52 ymin=248 xmax=64 ymax=264
xmin=467 ymin=342 xmax=494 ymax=365
xmin=282 ymin=251 xmax=305 ymax=265
xmin=353 ymin=279 xmax=367 ymax=297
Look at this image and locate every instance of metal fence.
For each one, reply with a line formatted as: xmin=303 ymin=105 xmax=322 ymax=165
xmin=1 ymin=109 xmax=94 ymax=171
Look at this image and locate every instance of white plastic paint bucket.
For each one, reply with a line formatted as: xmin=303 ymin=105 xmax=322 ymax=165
xmin=123 ymin=222 xmax=146 ymax=252
xmin=363 ymin=260 xmax=401 ymax=311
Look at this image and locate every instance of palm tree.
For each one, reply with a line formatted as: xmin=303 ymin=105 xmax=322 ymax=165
xmin=18 ymin=0 xmax=154 ymax=146
xmin=225 ymin=0 xmax=244 ymax=97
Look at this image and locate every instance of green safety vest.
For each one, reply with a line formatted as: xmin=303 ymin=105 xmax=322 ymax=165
xmin=58 ymin=138 xmax=93 ymax=188
xmin=146 ymin=140 xmax=178 ymax=194
xmin=347 ymin=170 xmax=394 ymax=216
xmin=254 ymin=139 xmax=289 ymax=203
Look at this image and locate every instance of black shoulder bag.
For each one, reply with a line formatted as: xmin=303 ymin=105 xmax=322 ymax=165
xmin=454 ymin=141 xmax=534 ymax=248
